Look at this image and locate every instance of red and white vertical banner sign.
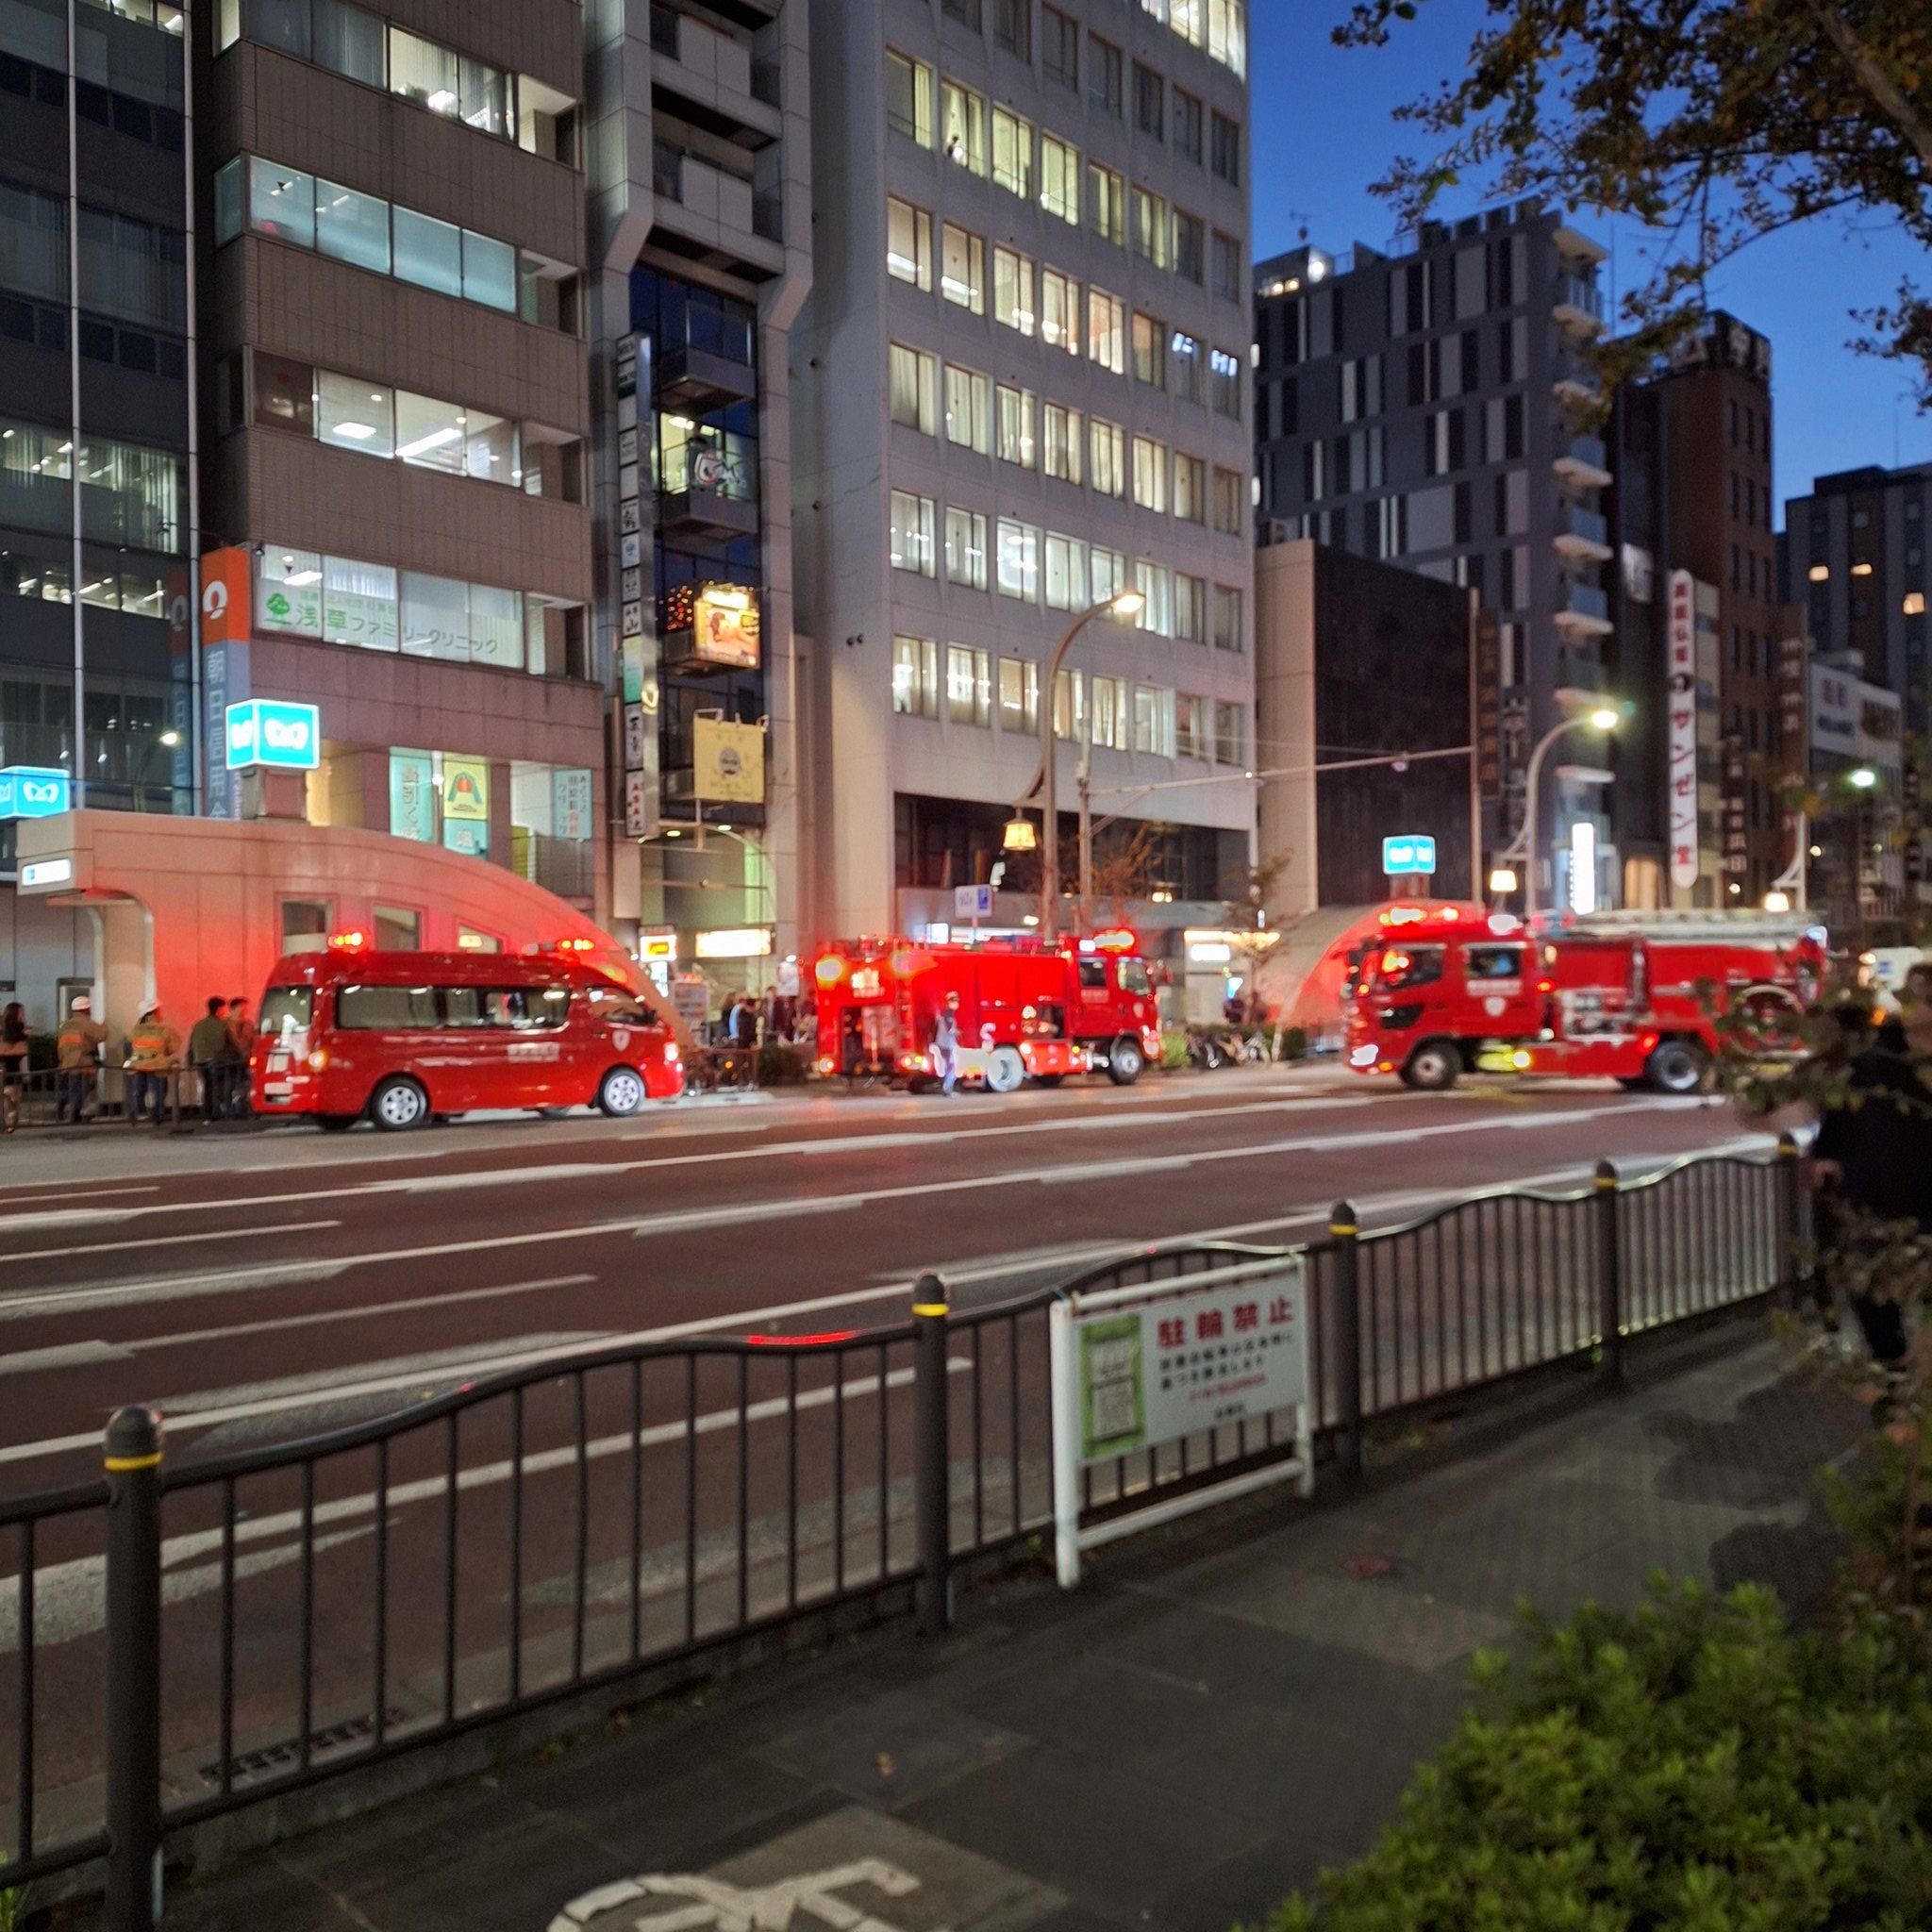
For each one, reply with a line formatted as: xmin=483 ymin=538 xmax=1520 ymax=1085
xmin=1048 ymin=1255 xmax=1312 ymax=1589
xmin=1666 ymin=569 xmax=1700 ymax=891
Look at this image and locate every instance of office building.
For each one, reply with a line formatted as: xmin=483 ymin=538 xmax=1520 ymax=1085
xmin=1255 ymin=537 xmax=1480 ymax=911
xmin=197 ymin=0 xmax=604 ymax=941
xmin=1784 ymin=460 xmax=1930 ymax=739
xmin=1603 ymin=321 xmax=1779 ymax=909
xmin=1253 ymin=197 xmax=1613 ymax=912
xmin=586 ymin=0 xmax=811 ymax=999
xmin=793 ymin=0 xmax=1257 ymax=958
xmin=1 ymin=0 xmax=193 ymax=993
xmin=1642 ymin=313 xmax=1784 ymax=902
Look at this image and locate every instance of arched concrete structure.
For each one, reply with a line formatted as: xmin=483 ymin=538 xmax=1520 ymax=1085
xmin=15 ymin=811 xmax=693 ymax=1056
xmin=1255 ymin=902 xmax=1491 ymax=1049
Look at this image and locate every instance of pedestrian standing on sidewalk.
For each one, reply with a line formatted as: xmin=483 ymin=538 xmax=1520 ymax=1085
xmin=126 ymin=1001 xmax=181 ymax=1124
xmin=0 ymin=1002 xmax=28 ymax=1133
xmin=188 ymin=997 xmax=230 ymax=1120
xmin=932 ymin=993 xmax=961 ymax=1097
xmin=56 ymin=996 xmax=108 ymax=1124
xmin=224 ymin=995 xmax=254 ymax=1116
xmin=1808 ymin=963 xmax=1932 ymax=1374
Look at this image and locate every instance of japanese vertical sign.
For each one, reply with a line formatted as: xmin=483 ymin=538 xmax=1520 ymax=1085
xmin=1073 ymin=1258 xmax=1309 ymax=1463
xmin=1666 ymin=568 xmax=1700 ymax=891
xmin=616 ymin=334 xmax=658 ymax=839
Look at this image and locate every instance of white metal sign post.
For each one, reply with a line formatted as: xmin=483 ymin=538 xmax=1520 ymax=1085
xmin=1049 ymin=1255 xmax=1313 ymax=1588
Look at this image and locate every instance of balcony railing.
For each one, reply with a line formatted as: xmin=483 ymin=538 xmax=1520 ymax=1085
xmin=1557 ymin=579 xmax=1610 ymax=625
xmin=1555 ymin=432 xmax=1609 ymax=475
xmin=1555 ymin=503 xmax=1607 ymax=548
xmin=1554 ymin=274 xmax=1604 ymax=321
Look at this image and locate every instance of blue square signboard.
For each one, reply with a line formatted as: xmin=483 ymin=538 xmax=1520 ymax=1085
xmin=0 ymin=765 xmax=72 ymax=820
xmin=226 ymin=699 xmax=320 ymax=771
xmin=1382 ymin=834 xmax=1438 ymax=876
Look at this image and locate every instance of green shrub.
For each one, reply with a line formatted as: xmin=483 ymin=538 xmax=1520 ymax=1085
xmin=1279 ymin=1025 xmax=1307 ymax=1061
xmin=1250 ymin=1578 xmax=1932 ymax=1932
xmin=1160 ymin=1029 xmax=1190 ymax=1070
xmin=757 ymin=1042 xmax=808 ymax=1085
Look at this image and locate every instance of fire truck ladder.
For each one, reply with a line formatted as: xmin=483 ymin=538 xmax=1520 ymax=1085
xmin=1538 ymin=909 xmax=1823 ymax=944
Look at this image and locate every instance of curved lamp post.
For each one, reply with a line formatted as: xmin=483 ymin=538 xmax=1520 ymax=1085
xmin=1517 ymin=699 xmax=1623 ymax=920
xmin=1006 ymin=589 xmax=1143 ymax=941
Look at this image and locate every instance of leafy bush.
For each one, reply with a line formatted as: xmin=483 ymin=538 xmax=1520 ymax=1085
xmin=1160 ymin=1030 xmax=1190 ymax=1070
xmin=757 ymin=1042 xmax=808 ymax=1085
xmin=1279 ymin=1026 xmax=1307 ymax=1061
xmin=1251 ymin=1578 xmax=1932 ymax=1932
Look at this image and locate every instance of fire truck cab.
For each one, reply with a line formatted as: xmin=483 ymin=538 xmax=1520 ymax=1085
xmin=811 ymin=931 xmax=1164 ymax=1093
xmin=1343 ymin=906 xmax=1826 ymax=1094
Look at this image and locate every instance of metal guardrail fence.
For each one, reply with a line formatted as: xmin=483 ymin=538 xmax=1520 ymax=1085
xmin=0 ymin=1142 xmax=1803 ymax=1922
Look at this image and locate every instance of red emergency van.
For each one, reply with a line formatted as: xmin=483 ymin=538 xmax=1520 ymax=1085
xmin=811 ymin=930 xmax=1164 ymax=1092
xmin=251 ymin=941 xmax=682 ymax=1129
xmin=1343 ymin=906 xmax=1825 ymax=1093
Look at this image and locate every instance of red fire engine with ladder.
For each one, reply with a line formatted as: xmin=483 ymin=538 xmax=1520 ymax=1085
xmin=1343 ymin=906 xmax=1827 ymax=1093
xmin=811 ymin=930 xmax=1165 ymax=1092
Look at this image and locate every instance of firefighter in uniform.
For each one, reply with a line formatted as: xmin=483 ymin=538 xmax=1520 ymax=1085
xmin=57 ymin=996 xmax=109 ymax=1124
xmin=126 ymin=1001 xmax=181 ymax=1124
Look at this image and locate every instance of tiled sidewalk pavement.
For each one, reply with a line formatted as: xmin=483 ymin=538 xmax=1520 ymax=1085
xmin=166 ymin=1331 xmax=1861 ymax=1932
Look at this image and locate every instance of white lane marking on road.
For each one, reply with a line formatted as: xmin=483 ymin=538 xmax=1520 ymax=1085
xmin=0 ymin=1340 xmax=136 ymax=1375
xmin=156 ymin=1333 xmax=612 ymax=1417
xmin=0 ymin=1184 xmax=160 ymax=1208
xmin=5 ymin=1525 xmax=374 ymax=1653
xmin=0 ymin=1362 xmax=972 ymax=1652
xmin=104 ymin=1274 xmax=598 ymax=1357
xmin=2 ymin=1218 xmax=341 ymax=1266
xmin=0 ymin=1135 xmax=1773 ymax=1471
xmin=0 ymin=1101 xmax=1703 ymax=1323
xmin=0 ymin=1094 xmax=1385 ymax=1229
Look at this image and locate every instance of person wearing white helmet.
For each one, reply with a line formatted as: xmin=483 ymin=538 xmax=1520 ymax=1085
xmin=57 ymin=996 xmax=108 ymax=1124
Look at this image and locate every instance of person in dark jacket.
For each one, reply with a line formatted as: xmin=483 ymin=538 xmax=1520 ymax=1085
xmin=188 ymin=997 xmax=231 ymax=1120
xmin=1809 ymin=964 xmax=1932 ymax=1367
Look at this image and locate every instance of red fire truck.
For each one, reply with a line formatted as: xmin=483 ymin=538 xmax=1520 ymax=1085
xmin=1342 ymin=906 xmax=1827 ymax=1093
xmin=810 ymin=930 xmax=1165 ymax=1092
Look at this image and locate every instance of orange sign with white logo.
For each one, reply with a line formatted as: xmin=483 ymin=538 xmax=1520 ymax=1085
xmin=199 ymin=547 xmax=252 ymax=645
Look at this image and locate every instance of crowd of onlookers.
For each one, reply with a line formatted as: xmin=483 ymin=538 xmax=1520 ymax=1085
xmin=0 ymin=992 xmax=257 ymax=1130
xmin=708 ymin=988 xmax=814 ymax=1051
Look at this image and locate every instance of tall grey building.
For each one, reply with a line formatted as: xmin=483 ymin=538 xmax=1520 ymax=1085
xmin=584 ymin=0 xmax=812 ymax=992
xmin=793 ymin=0 xmax=1256 ymax=956
xmin=2 ymin=0 xmax=192 ymax=981
xmin=1784 ymin=461 xmax=1931 ymax=740
xmin=1253 ymin=198 xmax=1613 ymax=910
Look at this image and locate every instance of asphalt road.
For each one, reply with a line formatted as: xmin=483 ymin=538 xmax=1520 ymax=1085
xmin=0 ymin=1064 xmax=1769 ymax=1863
xmin=0 ymin=1064 xmax=1762 ymax=1483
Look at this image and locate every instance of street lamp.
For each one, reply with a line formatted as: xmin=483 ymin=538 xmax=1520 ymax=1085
xmin=1517 ymin=694 xmax=1624 ymax=921
xmin=1019 ymin=588 xmax=1143 ymax=941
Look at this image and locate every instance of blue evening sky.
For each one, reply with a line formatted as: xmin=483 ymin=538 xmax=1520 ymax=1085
xmin=1250 ymin=5 xmax=1932 ymax=520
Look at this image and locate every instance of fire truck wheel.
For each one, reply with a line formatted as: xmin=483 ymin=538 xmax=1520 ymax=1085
xmin=370 ymin=1076 xmax=430 ymax=1131
xmin=985 ymin=1045 xmax=1027 ymax=1093
xmin=1400 ymin=1041 xmax=1459 ymax=1091
xmin=1107 ymin=1036 xmax=1145 ymax=1085
xmin=598 ymin=1066 xmax=647 ymax=1116
xmin=1643 ymin=1040 xmax=1711 ymax=1095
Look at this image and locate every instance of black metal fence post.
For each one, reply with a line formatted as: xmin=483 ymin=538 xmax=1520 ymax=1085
xmin=103 ymin=1407 xmax=164 ymax=1932
xmin=1331 ymin=1205 xmax=1365 ymax=1481
xmin=1594 ymin=1159 xmax=1625 ymax=1388
xmin=912 ymin=1274 xmax=953 ymax=1634
xmin=1774 ymin=1131 xmax=1804 ymax=1307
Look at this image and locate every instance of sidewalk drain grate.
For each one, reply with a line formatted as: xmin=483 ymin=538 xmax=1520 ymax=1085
xmin=200 ymin=1708 xmax=408 ymax=1787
